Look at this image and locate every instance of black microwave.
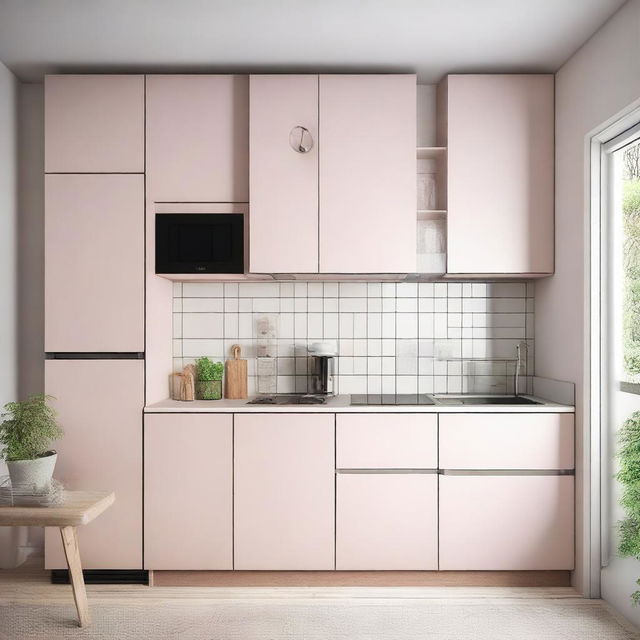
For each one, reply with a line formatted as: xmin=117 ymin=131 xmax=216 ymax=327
xmin=156 ymin=213 xmax=244 ymax=274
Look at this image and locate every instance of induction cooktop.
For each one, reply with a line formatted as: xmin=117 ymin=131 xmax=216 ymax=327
xmin=349 ymin=394 xmax=436 ymax=406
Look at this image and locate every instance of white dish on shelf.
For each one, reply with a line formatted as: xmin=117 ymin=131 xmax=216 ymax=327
xmin=416 ymin=146 xmax=447 ymax=159
xmin=417 ymin=253 xmax=446 ymax=274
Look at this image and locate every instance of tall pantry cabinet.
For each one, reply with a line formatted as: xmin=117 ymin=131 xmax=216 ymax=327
xmin=44 ymin=75 xmax=145 ymax=570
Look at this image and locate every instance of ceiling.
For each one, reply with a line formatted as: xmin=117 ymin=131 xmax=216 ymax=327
xmin=0 ymin=0 xmax=628 ymax=82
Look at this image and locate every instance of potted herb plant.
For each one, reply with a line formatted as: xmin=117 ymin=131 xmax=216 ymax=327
xmin=195 ymin=357 xmax=224 ymax=400
xmin=0 ymin=394 xmax=63 ymax=491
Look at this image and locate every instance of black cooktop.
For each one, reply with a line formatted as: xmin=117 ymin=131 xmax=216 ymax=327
xmin=350 ymin=394 xmax=435 ymax=406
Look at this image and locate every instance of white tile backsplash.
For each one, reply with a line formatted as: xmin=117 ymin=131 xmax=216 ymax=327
xmin=172 ymin=280 xmax=534 ymax=395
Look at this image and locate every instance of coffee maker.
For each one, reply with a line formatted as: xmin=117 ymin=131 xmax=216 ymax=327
xmin=308 ymin=342 xmax=337 ymax=396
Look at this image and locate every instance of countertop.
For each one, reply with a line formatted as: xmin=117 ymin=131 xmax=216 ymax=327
xmin=145 ymin=394 xmax=575 ymax=414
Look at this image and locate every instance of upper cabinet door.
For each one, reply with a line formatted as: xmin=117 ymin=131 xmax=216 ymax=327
xmin=146 ymin=75 xmax=249 ymax=202
xmin=443 ymin=75 xmax=554 ymax=275
xmin=45 ymin=174 xmax=144 ymax=352
xmin=319 ymin=75 xmax=416 ymax=273
xmin=45 ymin=75 xmax=144 ymax=173
xmin=249 ymin=75 xmax=319 ymax=273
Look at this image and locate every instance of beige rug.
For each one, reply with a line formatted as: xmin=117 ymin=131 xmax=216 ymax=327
xmin=1 ymin=592 xmax=639 ymax=640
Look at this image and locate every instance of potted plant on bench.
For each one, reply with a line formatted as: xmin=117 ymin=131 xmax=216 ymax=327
xmin=195 ymin=357 xmax=224 ymax=400
xmin=0 ymin=394 xmax=64 ymax=491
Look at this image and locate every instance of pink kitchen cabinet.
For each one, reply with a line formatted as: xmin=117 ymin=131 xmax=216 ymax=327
xmin=44 ymin=360 xmax=143 ymax=570
xmin=336 ymin=473 xmax=438 ymax=570
xmin=440 ymin=74 xmax=554 ymax=275
xmin=234 ymin=414 xmax=335 ymax=570
xmin=336 ymin=413 xmax=437 ymax=469
xmin=319 ymin=75 xmax=416 ymax=273
xmin=249 ymin=74 xmax=416 ymax=274
xmin=439 ymin=475 xmax=574 ymax=570
xmin=45 ymin=75 xmax=144 ymax=173
xmin=45 ymin=174 xmax=144 ymax=353
xmin=439 ymin=413 xmax=574 ymax=470
xmin=144 ymin=414 xmax=232 ymax=570
xmin=146 ymin=75 xmax=249 ymax=203
xmin=249 ymin=75 xmax=319 ymax=273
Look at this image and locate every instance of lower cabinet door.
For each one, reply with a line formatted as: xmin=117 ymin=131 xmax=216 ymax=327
xmin=144 ymin=414 xmax=232 ymax=570
xmin=439 ymin=475 xmax=574 ymax=570
xmin=234 ymin=414 xmax=335 ymax=570
xmin=336 ymin=473 xmax=438 ymax=570
xmin=44 ymin=360 xmax=143 ymax=570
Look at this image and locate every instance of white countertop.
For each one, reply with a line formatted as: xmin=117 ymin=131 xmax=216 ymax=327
xmin=145 ymin=394 xmax=575 ymax=413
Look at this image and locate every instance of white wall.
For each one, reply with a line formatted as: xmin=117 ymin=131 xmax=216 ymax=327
xmin=535 ymin=0 xmax=640 ymax=604
xmin=0 ymin=61 xmax=27 ymax=569
xmin=0 ymin=62 xmax=18 ymax=413
xmin=17 ymin=84 xmax=44 ymax=398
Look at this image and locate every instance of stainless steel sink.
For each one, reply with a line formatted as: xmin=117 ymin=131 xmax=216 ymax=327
xmin=432 ymin=395 xmax=542 ymax=406
xmin=247 ymin=394 xmax=328 ymax=405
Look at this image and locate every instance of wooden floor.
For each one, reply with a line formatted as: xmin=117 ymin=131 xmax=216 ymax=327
xmin=151 ymin=569 xmax=572 ymax=588
xmin=4 ymin=560 xmax=640 ymax=640
xmin=0 ymin=560 xmax=578 ymax=602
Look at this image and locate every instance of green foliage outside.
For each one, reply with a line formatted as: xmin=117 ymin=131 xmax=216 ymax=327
xmin=617 ymin=412 xmax=640 ymax=603
xmin=195 ymin=357 xmax=224 ymax=381
xmin=616 ymin=146 xmax=640 ymax=604
xmin=623 ymin=146 xmax=640 ymax=382
xmin=0 ymin=395 xmax=63 ymax=461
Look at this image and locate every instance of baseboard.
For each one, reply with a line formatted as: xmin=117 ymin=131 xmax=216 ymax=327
xmin=51 ymin=569 xmax=149 ymax=585
xmin=151 ymin=570 xmax=571 ymax=588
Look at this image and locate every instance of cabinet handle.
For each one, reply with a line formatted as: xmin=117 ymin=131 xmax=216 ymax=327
xmin=289 ymin=126 xmax=313 ymax=153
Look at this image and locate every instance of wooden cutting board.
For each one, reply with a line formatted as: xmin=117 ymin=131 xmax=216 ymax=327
xmin=225 ymin=344 xmax=248 ymax=399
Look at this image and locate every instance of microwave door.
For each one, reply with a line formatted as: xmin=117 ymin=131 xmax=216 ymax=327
xmin=156 ymin=213 xmax=244 ymax=274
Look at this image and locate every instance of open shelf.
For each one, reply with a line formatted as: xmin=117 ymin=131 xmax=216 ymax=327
xmin=417 ymin=253 xmax=446 ymax=274
xmin=417 ymin=146 xmax=447 ymax=159
xmin=417 ymin=209 xmax=447 ymax=219
xmin=440 ymin=357 xmax=518 ymax=362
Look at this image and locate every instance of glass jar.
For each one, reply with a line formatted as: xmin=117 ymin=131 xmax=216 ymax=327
xmin=195 ymin=379 xmax=222 ymax=400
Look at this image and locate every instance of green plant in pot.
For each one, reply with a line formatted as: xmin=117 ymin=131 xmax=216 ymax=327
xmin=195 ymin=357 xmax=224 ymax=400
xmin=0 ymin=394 xmax=63 ymax=491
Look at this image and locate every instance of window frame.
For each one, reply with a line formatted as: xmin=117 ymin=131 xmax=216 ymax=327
xmin=602 ymin=123 xmax=640 ymax=395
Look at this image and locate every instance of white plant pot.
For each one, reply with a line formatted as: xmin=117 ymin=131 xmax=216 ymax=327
xmin=7 ymin=453 xmax=57 ymax=492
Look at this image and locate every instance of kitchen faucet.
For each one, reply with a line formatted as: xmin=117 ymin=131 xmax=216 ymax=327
xmin=514 ymin=341 xmax=527 ymax=397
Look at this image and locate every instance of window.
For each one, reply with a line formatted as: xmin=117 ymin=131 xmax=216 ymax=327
xmin=607 ymin=132 xmax=640 ymax=390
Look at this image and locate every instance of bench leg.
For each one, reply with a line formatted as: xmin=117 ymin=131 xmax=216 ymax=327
xmin=60 ymin=526 xmax=90 ymax=627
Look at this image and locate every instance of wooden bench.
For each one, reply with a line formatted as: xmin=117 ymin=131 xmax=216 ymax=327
xmin=0 ymin=490 xmax=115 ymax=627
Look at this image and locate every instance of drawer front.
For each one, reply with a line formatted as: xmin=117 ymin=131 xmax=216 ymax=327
xmin=439 ymin=413 xmax=574 ymax=470
xmin=336 ymin=473 xmax=438 ymax=570
xmin=439 ymin=475 xmax=574 ymax=570
xmin=337 ymin=414 xmax=437 ymax=469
